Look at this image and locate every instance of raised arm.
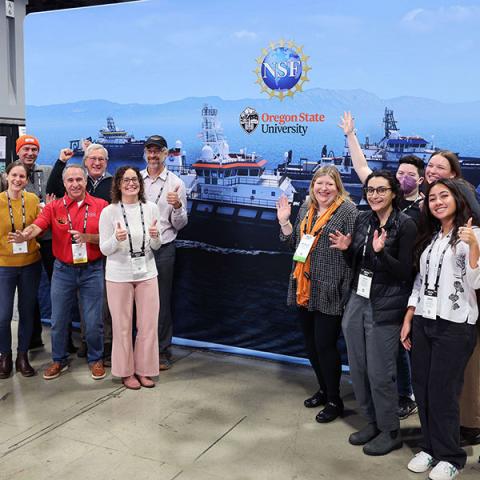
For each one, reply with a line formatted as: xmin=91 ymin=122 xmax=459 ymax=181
xmin=338 ymin=112 xmax=372 ymax=184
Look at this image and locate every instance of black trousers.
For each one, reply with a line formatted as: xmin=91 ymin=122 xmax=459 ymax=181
xmin=298 ymin=308 xmax=343 ymax=403
xmin=412 ymin=315 xmax=477 ymax=469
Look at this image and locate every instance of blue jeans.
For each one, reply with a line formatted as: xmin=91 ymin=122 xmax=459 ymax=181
xmin=50 ymin=259 xmax=104 ymax=364
xmin=0 ymin=261 xmax=42 ymax=353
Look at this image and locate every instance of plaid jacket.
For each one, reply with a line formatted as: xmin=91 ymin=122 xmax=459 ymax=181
xmin=281 ymin=200 xmax=358 ymax=314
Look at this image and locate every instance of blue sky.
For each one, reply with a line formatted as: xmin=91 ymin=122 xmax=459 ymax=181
xmin=24 ymin=0 xmax=480 ymax=105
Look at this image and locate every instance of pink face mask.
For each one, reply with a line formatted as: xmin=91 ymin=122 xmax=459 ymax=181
xmin=399 ymin=175 xmax=418 ymax=196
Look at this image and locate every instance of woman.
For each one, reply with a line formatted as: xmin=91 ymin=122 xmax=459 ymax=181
xmin=330 ymin=170 xmax=417 ymax=455
xmin=277 ymin=166 xmax=358 ymax=422
xmin=1 ymin=161 xmax=42 ymax=378
xmin=99 ymin=166 xmax=162 ymax=389
xmin=401 ymin=179 xmax=479 ymax=480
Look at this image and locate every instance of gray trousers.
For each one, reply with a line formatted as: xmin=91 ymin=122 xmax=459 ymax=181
xmin=153 ymin=242 xmax=176 ymax=357
xmin=342 ymin=292 xmax=400 ymax=432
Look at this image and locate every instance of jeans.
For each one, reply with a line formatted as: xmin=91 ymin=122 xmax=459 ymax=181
xmin=50 ymin=259 xmax=104 ymax=364
xmin=0 ymin=262 xmax=42 ymax=353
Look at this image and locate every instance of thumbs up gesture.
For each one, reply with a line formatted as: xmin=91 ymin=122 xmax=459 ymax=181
xmin=115 ymin=221 xmax=127 ymax=242
xmin=458 ymin=217 xmax=477 ymax=247
xmin=166 ymin=184 xmax=182 ymax=209
xmin=149 ymin=218 xmax=159 ymax=239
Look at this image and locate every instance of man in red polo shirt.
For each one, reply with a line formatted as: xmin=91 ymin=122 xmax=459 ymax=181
xmin=11 ymin=165 xmax=108 ymax=380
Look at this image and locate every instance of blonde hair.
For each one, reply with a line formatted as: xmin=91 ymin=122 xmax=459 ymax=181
xmin=307 ymin=166 xmax=350 ymax=209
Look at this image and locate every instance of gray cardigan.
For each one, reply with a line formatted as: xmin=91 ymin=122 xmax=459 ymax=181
xmin=280 ymin=199 xmax=358 ymax=315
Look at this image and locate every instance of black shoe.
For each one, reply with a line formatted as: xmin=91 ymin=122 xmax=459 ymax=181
xmin=304 ymin=390 xmax=326 ymax=408
xmin=398 ymin=396 xmax=418 ymax=420
xmin=315 ymin=401 xmax=344 ymax=423
xmin=15 ymin=352 xmax=35 ymax=377
xmin=349 ymin=423 xmax=380 ymax=446
xmin=460 ymin=426 xmax=480 ymax=446
xmin=0 ymin=353 xmax=13 ymax=379
xmin=363 ymin=429 xmax=403 ymax=456
xmin=76 ymin=342 xmax=87 ymax=358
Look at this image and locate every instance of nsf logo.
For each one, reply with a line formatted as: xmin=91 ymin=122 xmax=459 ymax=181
xmin=255 ymin=40 xmax=310 ymax=100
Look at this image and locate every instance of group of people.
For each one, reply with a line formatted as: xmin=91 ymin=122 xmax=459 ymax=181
xmin=278 ymin=112 xmax=480 ymax=480
xmin=0 ymin=133 xmax=187 ymax=390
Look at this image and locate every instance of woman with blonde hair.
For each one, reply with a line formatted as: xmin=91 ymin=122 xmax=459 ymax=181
xmin=277 ymin=165 xmax=358 ymax=423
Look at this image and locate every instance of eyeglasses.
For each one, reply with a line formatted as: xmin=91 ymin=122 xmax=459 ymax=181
xmin=87 ymin=156 xmax=106 ymax=162
xmin=122 ymin=177 xmax=139 ymax=185
xmin=363 ymin=186 xmax=392 ymax=196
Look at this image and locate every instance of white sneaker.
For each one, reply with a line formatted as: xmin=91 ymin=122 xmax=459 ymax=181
xmin=429 ymin=461 xmax=459 ymax=480
xmin=408 ymin=451 xmax=435 ymax=473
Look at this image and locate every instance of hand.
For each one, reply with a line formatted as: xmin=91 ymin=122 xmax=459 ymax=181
xmin=372 ymin=228 xmax=387 ymax=253
xmin=45 ymin=193 xmax=56 ymax=204
xmin=68 ymin=229 xmax=87 ymax=243
xmin=458 ymin=218 xmax=477 ymax=247
xmin=276 ymin=195 xmax=291 ymax=225
xmin=400 ymin=320 xmax=412 ymax=351
xmin=149 ymin=218 xmax=159 ymax=239
xmin=166 ymin=185 xmax=182 ymax=209
xmin=59 ymin=148 xmax=74 ymax=163
xmin=338 ymin=111 xmax=355 ymax=135
xmin=329 ymin=230 xmax=352 ymax=250
xmin=115 ymin=222 xmax=127 ymax=242
xmin=7 ymin=229 xmax=27 ymax=244
xmin=82 ymin=139 xmax=92 ymax=151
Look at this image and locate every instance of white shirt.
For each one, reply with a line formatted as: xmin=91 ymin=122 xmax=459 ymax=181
xmin=99 ymin=201 xmax=162 ymax=282
xmin=140 ymin=167 xmax=188 ymax=244
xmin=408 ymin=228 xmax=480 ymax=324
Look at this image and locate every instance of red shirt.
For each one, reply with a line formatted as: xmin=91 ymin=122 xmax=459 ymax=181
xmin=34 ymin=193 xmax=108 ymax=264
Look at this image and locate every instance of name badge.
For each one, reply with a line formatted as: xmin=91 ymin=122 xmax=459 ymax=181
xmin=357 ymin=268 xmax=373 ymax=299
xmin=423 ymin=289 xmax=438 ymax=320
xmin=293 ymin=234 xmax=315 ymax=263
xmin=72 ymin=243 xmax=88 ymax=264
xmin=131 ymin=253 xmax=147 ymax=277
xmin=13 ymin=242 xmax=28 ymax=254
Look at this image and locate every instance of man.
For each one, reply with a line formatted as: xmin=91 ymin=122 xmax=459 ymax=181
xmin=47 ymin=143 xmax=113 ymax=362
xmin=339 ymin=111 xmax=423 ymax=420
xmin=11 ymin=165 xmax=108 ymax=380
xmin=141 ymin=135 xmax=188 ymax=370
xmin=47 ymin=143 xmax=113 ymax=202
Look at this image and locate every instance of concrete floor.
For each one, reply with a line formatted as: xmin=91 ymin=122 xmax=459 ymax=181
xmin=0 ymin=328 xmax=479 ymax=480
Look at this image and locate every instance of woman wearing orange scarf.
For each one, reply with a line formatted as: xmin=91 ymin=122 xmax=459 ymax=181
xmin=278 ymin=166 xmax=357 ymax=423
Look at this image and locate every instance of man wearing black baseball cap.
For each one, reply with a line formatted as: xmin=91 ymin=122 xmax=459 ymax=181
xmin=141 ymin=135 xmax=188 ymax=370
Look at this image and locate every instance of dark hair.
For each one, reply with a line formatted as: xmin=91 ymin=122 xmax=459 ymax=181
xmin=6 ymin=160 xmax=28 ymax=176
xmin=363 ymin=169 xmax=402 ymax=209
xmin=414 ymin=178 xmax=474 ymax=269
xmin=110 ymin=166 xmax=146 ymax=204
xmin=398 ymin=155 xmax=424 ymax=177
xmin=427 ymin=150 xmax=462 ymax=181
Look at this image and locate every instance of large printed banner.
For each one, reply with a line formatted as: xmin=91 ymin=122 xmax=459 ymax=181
xmin=26 ymin=1 xmax=480 ymax=357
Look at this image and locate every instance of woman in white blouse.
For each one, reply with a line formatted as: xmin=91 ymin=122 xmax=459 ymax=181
xmin=99 ymin=166 xmax=162 ymax=389
xmin=401 ymin=178 xmax=480 ymax=480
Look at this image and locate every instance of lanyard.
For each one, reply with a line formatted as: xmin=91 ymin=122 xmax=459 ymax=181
xmin=401 ymin=196 xmax=421 ymax=213
xmin=88 ymin=174 xmax=104 ymax=193
xmin=360 ymin=224 xmax=372 ymax=264
xmin=31 ymin=170 xmax=43 ymax=201
xmin=424 ymin=232 xmax=452 ymax=293
xmin=63 ymin=198 xmax=89 ymax=242
xmin=154 ymin=171 xmax=169 ymax=204
xmin=7 ymin=192 xmax=26 ymax=233
xmin=302 ymin=210 xmax=323 ymax=237
xmin=120 ymin=202 xmax=146 ymax=256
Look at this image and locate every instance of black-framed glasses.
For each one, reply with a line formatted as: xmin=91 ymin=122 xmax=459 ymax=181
xmin=363 ymin=186 xmax=392 ymax=196
xmin=122 ymin=177 xmax=139 ymax=185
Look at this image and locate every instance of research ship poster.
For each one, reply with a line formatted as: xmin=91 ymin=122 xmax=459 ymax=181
xmin=25 ymin=1 xmax=480 ymax=359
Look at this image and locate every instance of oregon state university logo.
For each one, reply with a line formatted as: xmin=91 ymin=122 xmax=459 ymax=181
xmin=255 ymin=39 xmax=310 ymax=100
xmin=239 ymin=107 xmax=259 ymax=134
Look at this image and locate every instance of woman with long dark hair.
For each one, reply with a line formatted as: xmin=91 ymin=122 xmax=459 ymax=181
xmin=401 ymin=179 xmax=479 ymax=479
xmin=277 ymin=166 xmax=358 ymax=423
xmin=330 ymin=169 xmax=417 ymax=455
xmin=99 ymin=166 xmax=162 ymax=389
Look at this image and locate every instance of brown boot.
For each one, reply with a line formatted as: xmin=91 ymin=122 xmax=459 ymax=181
xmin=15 ymin=352 xmax=35 ymax=377
xmin=0 ymin=353 xmax=13 ymax=379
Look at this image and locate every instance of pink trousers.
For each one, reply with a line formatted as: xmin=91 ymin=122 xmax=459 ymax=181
xmin=106 ymin=277 xmax=160 ymax=378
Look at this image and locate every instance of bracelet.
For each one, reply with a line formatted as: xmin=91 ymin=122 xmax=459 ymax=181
xmin=279 ymin=220 xmax=291 ymax=227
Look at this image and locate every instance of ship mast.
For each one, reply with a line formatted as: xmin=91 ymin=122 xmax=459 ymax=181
xmin=201 ymin=105 xmax=229 ymax=163
xmin=383 ymin=108 xmax=399 ymax=138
